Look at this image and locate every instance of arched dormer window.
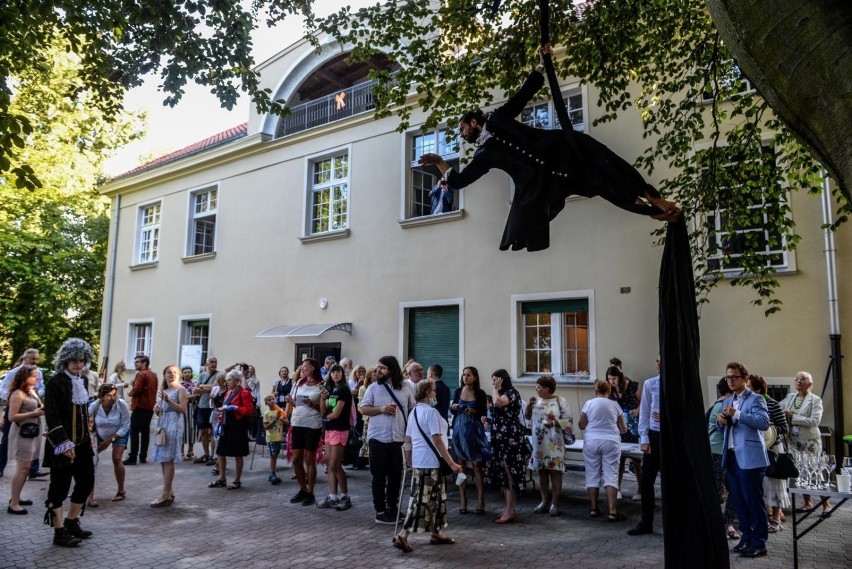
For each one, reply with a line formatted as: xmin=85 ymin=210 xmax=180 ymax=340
xmin=275 ymin=52 xmax=397 ymax=138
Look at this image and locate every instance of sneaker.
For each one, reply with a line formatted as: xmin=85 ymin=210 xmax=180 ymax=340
xmin=289 ymin=489 xmax=307 ymax=503
xmin=301 ymin=493 xmax=316 ymax=506
xmin=270 ymin=476 xmax=282 ymax=486
xmin=205 ymin=458 xmax=216 ymax=467
xmin=336 ymin=496 xmax=352 ymax=511
xmin=375 ymin=511 xmax=396 ymax=524
xmin=267 ymin=473 xmax=276 ymax=482
xmin=549 ymin=504 xmax=561 ymax=517
xmin=533 ymin=502 xmax=550 ymax=514
xmin=617 ymin=491 xmax=623 ymax=500
xmin=632 ymin=493 xmax=642 ymax=502
xmin=317 ymin=496 xmax=340 ymax=509
xmin=193 ymin=455 xmax=209 ymax=464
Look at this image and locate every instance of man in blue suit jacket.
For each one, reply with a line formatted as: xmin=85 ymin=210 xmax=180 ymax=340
xmin=717 ymin=361 xmax=770 ymax=558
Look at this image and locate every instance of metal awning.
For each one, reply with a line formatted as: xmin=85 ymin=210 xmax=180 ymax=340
xmin=255 ymin=323 xmax=352 ymax=338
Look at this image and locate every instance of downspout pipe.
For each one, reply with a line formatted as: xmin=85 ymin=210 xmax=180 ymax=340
xmin=101 ymin=194 xmax=121 ymax=364
xmin=820 ymin=173 xmax=844 ymax=463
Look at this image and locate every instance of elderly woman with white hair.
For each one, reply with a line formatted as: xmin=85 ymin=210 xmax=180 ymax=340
xmin=208 ymin=370 xmax=254 ymax=490
xmin=780 ymin=371 xmax=829 ymax=516
xmin=43 ymin=338 xmax=97 ymax=547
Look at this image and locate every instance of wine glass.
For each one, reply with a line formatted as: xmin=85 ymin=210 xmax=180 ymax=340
xmin=843 ymin=456 xmax=852 ymax=477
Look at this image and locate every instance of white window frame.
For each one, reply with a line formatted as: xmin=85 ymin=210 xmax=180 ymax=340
xmin=135 ymin=201 xmax=161 ymax=265
xmin=519 ymin=84 xmax=587 ymax=133
xmin=400 ymin=126 xmax=463 ymax=222
xmin=303 ymin=146 xmax=351 ymax=239
xmin=177 ymin=314 xmax=213 ymax=369
xmin=127 ymin=319 xmax=155 ymax=363
xmin=398 ymin=298 xmax=465 ymax=371
xmin=510 ymin=290 xmax=595 ymax=383
xmin=700 ymin=62 xmax=756 ymax=105
xmin=186 ymin=184 xmax=219 ymax=258
xmin=695 ymin=142 xmax=795 ymax=277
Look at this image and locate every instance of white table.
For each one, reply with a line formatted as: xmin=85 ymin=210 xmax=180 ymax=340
xmin=788 ymin=482 xmax=851 ymax=569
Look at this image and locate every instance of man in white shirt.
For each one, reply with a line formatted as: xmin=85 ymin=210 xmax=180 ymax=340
xmin=628 ymin=356 xmax=662 ymax=536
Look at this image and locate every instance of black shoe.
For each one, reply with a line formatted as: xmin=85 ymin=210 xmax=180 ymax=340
xmin=28 ymin=471 xmax=49 ymax=480
xmin=139 ymin=458 xmax=147 ymax=464
xmin=53 ymin=527 xmax=81 ymax=547
xmin=289 ymin=489 xmax=307 ymax=503
xmin=301 ymin=493 xmax=315 ymax=506
xmin=740 ymin=546 xmax=767 ymax=558
xmin=122 ymin=459 xmax=137 ymax=466
xmin=19 ymin=499 xmax=33 ymax=506
xmin=64 ymin=517 xmax=92 ymax=539
xmin=7 ymin=506 xmax=27 ymax=515
xmin=732 ymin=539 xmax=749 ymax=553
xmin=627 ymin=523 xmax=653 ymax=536
xmin=375 ymin=511 xmax=396 ymax=524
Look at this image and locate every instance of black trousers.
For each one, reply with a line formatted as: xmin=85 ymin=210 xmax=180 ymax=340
xmin=128 ymin=408 xmax=154 ymax=461
xmin=639 ymin=429 xmax=662 ymax=527
xmin=47 ymin=447 xmax=95 ymax=508
xmin=368 ymin=439 xmax=403 ymax=513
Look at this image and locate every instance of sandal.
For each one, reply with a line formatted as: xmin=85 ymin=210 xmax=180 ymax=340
xmin=589 ymin=508 xmax=601 ymax=518
xmin=459 ymin=508 xmax=468 ymax=514
xmin=393 ymin=533 xmax=413 ymax=553
xmin=194 ymin=455 xmax=209 ymax=464
xmin=429 ymin=534 xmax=456 ymax=545
xmin=476 ymin=508 xmax=485 ymax=515
xmin=86 ymin=500 xmax=98 ymax=508
xmin=725 ymin=527 xmax=740 ymax=540
xmin=608 ymin=512 xmax=627 ymax=522
xmin=208 ymin=479 xmax=227 ymax=488
xmin=227 ymin=481 xmax=242 ymax=490
xmin=767 ymin=521 xmax=783 ymax=533
xmin=111 ymin=491 xmax=126 ymax=502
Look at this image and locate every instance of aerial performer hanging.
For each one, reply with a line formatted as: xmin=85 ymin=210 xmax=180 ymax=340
xmin=420 ymin=2 xmax=730 ymax=566
xmin=418 ymin=42 xmax=681 ymax=252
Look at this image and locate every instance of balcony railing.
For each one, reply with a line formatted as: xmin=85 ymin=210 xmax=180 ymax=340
xmin=277 ymin=80 xmax=376 ymax=138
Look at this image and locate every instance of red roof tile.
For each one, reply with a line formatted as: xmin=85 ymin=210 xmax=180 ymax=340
xmin=112 ymin=123 xmax=249 ymax=180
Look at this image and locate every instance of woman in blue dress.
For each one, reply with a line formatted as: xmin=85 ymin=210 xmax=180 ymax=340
xmin=450 ymin=366 xmax=490 ymax=514
xmin=150 ymin=365 xmax=188 ymax=508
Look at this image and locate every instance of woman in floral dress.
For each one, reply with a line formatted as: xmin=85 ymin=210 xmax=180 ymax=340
xmin=525 ymin=375 xmax=572 ymax=516
xmin=489 ymin=369 xmax=527 ymax=524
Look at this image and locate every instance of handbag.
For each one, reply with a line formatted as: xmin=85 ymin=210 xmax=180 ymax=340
xmin=154 ymin=426 xmax=166 ymax=446
xmin=558 ymin=397 xmax=576 ymax=445
xmin=766 ymin=437 xmax=798 ymax=480
xmin=413 ymin=408 xmax=453 ymax=477
xmin=18 ymin=422 xmax=40 ymax=439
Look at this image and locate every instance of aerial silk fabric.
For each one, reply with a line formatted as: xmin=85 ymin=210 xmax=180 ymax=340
xmin=658 ymin=221 xmax=729 ymax=568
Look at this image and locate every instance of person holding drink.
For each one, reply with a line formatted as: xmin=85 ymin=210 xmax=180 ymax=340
xmin=286 ymin=358 xmax=324 ymax=506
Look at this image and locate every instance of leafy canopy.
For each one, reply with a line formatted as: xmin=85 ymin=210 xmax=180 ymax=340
xmin=0 ymin=39 xmax=143 ymax=367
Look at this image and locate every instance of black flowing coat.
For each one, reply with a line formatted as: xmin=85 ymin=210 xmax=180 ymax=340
xmin=43 ymin=371 xmax=93 ymax=469
xmin=446 ymin=71 xmax=661 ymax=252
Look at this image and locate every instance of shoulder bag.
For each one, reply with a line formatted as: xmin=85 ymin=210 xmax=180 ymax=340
xmin=766 ymin=437 xmax=799 ymax=480
xmin=413 ymin=407 xmax=453 ymax=477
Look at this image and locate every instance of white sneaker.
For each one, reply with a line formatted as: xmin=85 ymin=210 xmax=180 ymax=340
xmin=617 ymin=491 xmax=623 ymax=500
xmin=632 ymin=493 xmax=642 ymax=502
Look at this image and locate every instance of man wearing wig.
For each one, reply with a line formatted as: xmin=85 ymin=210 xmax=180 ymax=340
xmin=43 ymin=338 xmax=96 ymax=547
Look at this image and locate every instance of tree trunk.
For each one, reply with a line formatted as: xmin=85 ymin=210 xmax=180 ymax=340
xmin=704 ymin=0 xmax=852 ymax=202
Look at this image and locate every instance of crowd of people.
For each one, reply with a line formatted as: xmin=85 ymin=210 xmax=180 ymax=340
xmin=0 ymin=343 xmax=833 ymax=559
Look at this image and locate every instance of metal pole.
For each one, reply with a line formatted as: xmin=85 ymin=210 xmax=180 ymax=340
xmin=820 ymin=174 xmax=845 ymax=466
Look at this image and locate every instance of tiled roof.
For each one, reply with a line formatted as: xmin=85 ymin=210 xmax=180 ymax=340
xmin=112 ymin=123 xmax=249 ymax=180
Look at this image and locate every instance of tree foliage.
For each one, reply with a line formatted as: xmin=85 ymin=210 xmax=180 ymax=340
xmin=311 ymin=0 xmax=840 ymax=314
xmin=0 ymin=40 xmax=143 ymax=367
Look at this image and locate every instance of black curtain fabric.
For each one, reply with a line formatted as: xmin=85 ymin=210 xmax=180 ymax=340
xmin=659 ymin=221 xmax=729 ymax=568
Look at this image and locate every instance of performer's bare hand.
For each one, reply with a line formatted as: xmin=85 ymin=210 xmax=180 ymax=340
xmin=539 ymin=43 xmax=553 ymax=66
xmin=419 ymin=153 xmax=442 ymax=166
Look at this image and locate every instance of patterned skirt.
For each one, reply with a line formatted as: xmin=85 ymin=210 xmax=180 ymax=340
xmin=402 ymin=468 xmax=448 ymax=534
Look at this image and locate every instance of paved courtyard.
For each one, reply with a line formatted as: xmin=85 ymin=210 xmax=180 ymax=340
xmin=0 ymin=448 xmax=849 ymax=569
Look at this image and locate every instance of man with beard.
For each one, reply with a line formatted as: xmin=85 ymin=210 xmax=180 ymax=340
xmin=359 ymin=356 xmax=416 ymax=524
xmin=419 ymin=44 xmax=679 ymax=253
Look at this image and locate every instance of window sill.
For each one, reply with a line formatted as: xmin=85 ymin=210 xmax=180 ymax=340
xmin=398 ymin=209 xmax=464 ymax=228
xmin=299 ymin=229 xmax=350 ymax=244
xmin=515 ymin=374 xmax=595 ymax=386
xmin=703 ymin=266 xmax=796 ymax=280
xmin=181 ymin=252 xmax=217 ymax=264
xmin=129 ymin=261 xmax=158 ymax=271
